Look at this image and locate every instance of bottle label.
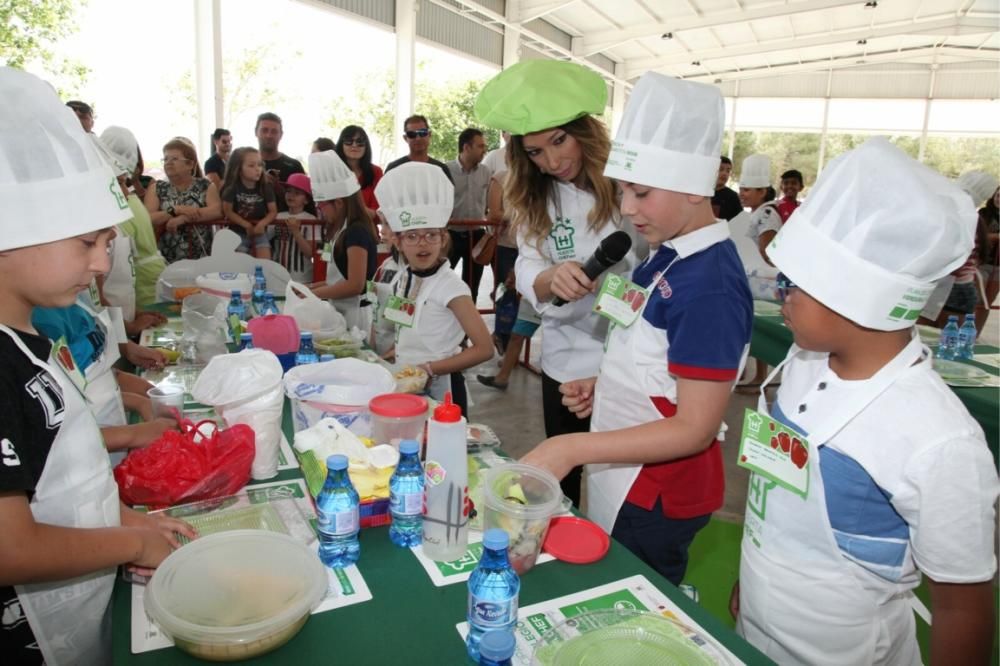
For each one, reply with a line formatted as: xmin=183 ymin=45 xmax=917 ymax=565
xmin=424 ymin=460 xmax=446 ymax=487
xmin=468 ymin=594 xmax=517 ymax=627
xmin=318 ymin=507 xmax=359 ymax=536
xmin=391 ymin=491 xmax=423 ymax=516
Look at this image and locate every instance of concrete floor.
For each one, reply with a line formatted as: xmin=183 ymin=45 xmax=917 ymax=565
xmin=463 ymin=263 xmax=999 ymax=525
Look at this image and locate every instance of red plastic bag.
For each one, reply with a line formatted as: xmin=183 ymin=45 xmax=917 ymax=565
xmin=114 ymin=419 xmax=255 ymax=509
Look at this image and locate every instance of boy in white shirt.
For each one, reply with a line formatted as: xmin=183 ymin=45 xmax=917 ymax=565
xmin=732 ymin=138 xmax=998 ymax=665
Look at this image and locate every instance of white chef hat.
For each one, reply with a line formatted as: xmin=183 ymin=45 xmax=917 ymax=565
xmin=374 ymin=162 xmax=454 ymax=232
xmin=767 ymin=137 xmax=976 ymax=331
xmin=308 ymin=149 xmax=359 ymax=202
xmin=99 ymin=126 xmax=140 ymax=175
xmin=0 ymin=67 xmax=131 ymax=252
xmin=89 ymin=133 xmax=130 ymax=177
xmin=956 ymin=170 xmax=998 ymax=206
xmin=605 ymin=72 xmax=723 ymax=197
xmin=739 ymin=154 xmax=771 ymax=189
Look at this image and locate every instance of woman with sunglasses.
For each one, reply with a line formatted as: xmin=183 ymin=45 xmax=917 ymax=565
xmin=474 ymin=60 xmax=641 ymax=507
xmin=335 ymin=126 xmax=383 ymax=219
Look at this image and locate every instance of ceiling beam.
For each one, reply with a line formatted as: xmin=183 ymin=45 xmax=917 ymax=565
xmin=679 ymin=45 xmax=999 ymax=84
xmin=575 ymin=0 xmax=853 ymax=57
xmin=515 ymin=0 xmax=579 ymax=24
xmin=624 ymin=14 xmax=997 ymax=78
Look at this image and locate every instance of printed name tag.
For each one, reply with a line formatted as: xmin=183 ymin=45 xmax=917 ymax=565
xmin=321 ymin=242 xmax=333 ymax=263
xmin=593 ymin=274 xmax=647 ymax=328
xmin=52 ymin=336 xmax=88 ymax=395
xmin=737 ymin=408 xmax=809 ymax=498
xmin=383 ymin=295 xmax=416 ymax=328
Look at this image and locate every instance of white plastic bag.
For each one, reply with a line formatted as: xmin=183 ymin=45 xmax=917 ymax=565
xmin=284 ymin=280 xmax=346 ymax=338
xmin=180 ymin=293 xmax=229 ymax=362
xmin=191 ymin=350 xmax=285 ymax=479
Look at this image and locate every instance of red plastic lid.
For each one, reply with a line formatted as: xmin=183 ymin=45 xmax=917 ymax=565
xmin=369 ymin=393 xmax=428 ymax=418
xmin=542 ymin=516 xmax=610 ymax=564
xmin=432 ymin=391 xmax=462 ymax=423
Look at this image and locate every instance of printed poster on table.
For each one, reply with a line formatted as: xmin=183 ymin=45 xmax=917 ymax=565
xmin=455 ymin=575 xmax=742 ymax=665
xmin=412 ymin=531 xmax=556 ymax=587
xmin=129 ymin=478 xmax=373 ymax=654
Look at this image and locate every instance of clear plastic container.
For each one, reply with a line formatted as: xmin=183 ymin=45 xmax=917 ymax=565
xmin=369 ymin=393 xmax=429 ymax=450
xmin=482 ymin=463 xmax=568 ymax=575
xmin=144 ymin=530 xmax=327 ymax=661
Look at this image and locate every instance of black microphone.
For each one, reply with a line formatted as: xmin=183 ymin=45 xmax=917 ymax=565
xmin=552 ymin=230 xmax=632 ymax=306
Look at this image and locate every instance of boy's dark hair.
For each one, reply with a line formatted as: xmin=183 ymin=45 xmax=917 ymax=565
xmin=335 ymin=126 xmax=376 ymax=189
xmin=780 ymin=169 xmax=804 ymax=185
xmin=255 ymin=112 xmax=282 ymax=130
xmin=720 ymin=155 xmax=732 ymax=166
xmin=66 ymin=100 xmax=93 ymax=116
xmin=458 ymin=128 xmax=483 ymax=153
xmin=211 ymin=128 xmax=230 ymax=141
xmin=403 ymin=114 xmax=429 ymax=131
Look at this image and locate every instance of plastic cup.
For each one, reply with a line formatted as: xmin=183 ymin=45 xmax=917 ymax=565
xmin=148 ymin=385 xmax=185 ymax=421
xmin=482 ymin=463 xmax=568 ymax=575
xmin=368 ymin=393 xmax=429 ymax=450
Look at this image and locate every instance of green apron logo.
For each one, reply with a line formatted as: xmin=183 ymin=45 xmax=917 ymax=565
xmin=109 ymin=178 xmax=128 ymax=210
xmin=550 ymin=217 xmax=576 ymax=261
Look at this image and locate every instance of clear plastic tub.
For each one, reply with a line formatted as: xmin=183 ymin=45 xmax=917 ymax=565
xmin=482 ymin=463 xmax=569 ymax=575
xmin=144 ymin=530 xmax=327 ymax=662
xmin=368 ymin=393 xmax=429 ymax=450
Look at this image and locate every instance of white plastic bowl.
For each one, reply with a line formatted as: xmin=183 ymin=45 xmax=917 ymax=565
xmin=144 ymin=530 xmax=327 ymax=661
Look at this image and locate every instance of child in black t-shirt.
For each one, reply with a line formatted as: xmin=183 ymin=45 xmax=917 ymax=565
xmin=221 ymin=147 xmax=278 ymax=259
xmin=0 ymin=67 xmax=195 ymax=666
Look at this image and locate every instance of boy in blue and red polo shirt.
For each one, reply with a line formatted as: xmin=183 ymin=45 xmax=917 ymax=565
xmin=522 ymin=72 xmax=752 ymax=584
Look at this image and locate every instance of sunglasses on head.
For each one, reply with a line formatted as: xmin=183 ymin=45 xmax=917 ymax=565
xmin=405 ymin=128 xmax=430 ymax=139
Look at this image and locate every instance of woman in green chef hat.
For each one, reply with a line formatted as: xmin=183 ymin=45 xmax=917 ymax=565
xmin=475 ymin=60 xmax=641 ymax=507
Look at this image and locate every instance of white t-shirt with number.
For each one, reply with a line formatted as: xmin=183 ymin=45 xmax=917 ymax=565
xmin=773 ymin=347 xmax=998 ymax=601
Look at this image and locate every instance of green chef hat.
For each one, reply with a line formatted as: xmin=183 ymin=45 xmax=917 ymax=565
xmin=475 ymin=60 xmax=608 ymax=136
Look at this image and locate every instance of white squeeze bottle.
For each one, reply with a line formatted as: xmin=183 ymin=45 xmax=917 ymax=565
xmin=422 ymin=392 xmax=470 ymax=561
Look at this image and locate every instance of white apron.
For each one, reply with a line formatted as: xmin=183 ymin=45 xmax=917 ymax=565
xmin=77 ymin=300 xmax=127 ymax=429
xmin=4 ymin=325 xmax=121 ymax=666
xmin=325 ymin=227 xmax=371 ymax=333
xmin=736 ymin=336 xmax=925 ymax=666
xmin=587 ymin=292 xmax=659 ymax=534
xmin=393 ymin=268 xmax=460 ymax=402
xmin=103 ymin=229 xmax=137 ymax=322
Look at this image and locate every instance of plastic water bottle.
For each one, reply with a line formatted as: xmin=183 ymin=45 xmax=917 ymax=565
xmin=478 ymin=630 xmax=516 ymax=666
xmin=315 ymin=454 xmax=360 ymax=568
xmin=466 ymin=529 xmax=520 ymax=662
xmin=261 ymin=291 xmax=280 ymax=315
xmin=226 ymin=290 xmax=245 ymax=339
xmin=937 ymin=315 xmax=960 ymax=360
xmin=422 ymin=392 xmax=469 ymax=561
xmin=389 ymin=439 xmax=424 ymax=547
xmin=252 ymin=267 xmax=266 ymax=315
xmin=239 ymin=333 xmax=254 ymax=351
xmin=958 ymin=315 xmax=977 ymax=360
xmin=319 ymin=354 xmax=334 ymax=362
xmin=296 ymin=331 xmax=318 ymax=365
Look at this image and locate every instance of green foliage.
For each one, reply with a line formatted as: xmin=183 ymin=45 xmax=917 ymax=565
xmin=923 ymin=136 xmax=1000 ymax=178
xmin=326 ymin=63 xmax=500 ymax=165
xmin=0 ymin=0 xmax=89 ymax=93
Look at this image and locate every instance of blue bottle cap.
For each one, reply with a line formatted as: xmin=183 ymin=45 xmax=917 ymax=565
xmin=482 ymin=528 xmax=509 ymax=551
xmin=479 ymin=629 xmax=516 ymax=661
xmin=301 ymin=331 xmax=313 ymax=340
xmin=265 ymin=291 xmax=274 ymax=298
xmin=326 ymin=454 xmax=348 ymax=471
xmin=399 ymin=439 xmax=420 ymax=455
xmin=231 ymin=289 xmax=240 ymax=297
xmin=240 ymin=333 xmax=252 ymax=341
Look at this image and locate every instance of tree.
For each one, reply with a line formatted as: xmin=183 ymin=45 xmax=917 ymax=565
xmin=415 ymin=73 xmax=500 ymax=162
xmin=175 ymin=42 xmax=298 ymax=130
xmin=325 ymin=67 xmax=397 ymax=165
xmin=0 ymin=0 xmax=89 ymax=94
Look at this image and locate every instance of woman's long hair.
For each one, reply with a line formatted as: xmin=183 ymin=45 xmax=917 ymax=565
xmin=336 ymin=125 xmax=376 ymax=189
xmin=504 ymin=115 xmax=618 ymax=252
xmin=220 ymin=147 xmax=267 ymax=202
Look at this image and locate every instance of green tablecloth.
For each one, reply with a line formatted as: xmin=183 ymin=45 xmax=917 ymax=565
xmin=751 ymin=313 xmax=1000 ymax=462
xmin=112 ymin=402 xmax=774 ymax=665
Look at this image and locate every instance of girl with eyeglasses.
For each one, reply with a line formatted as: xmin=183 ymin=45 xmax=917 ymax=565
xmin=474 ymin=60 xmax=641 ymax=506
xmin=335 ymin=126 xmax=383 ymax=221
xmin=375 ymin=163 xmax=493 ymax=417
